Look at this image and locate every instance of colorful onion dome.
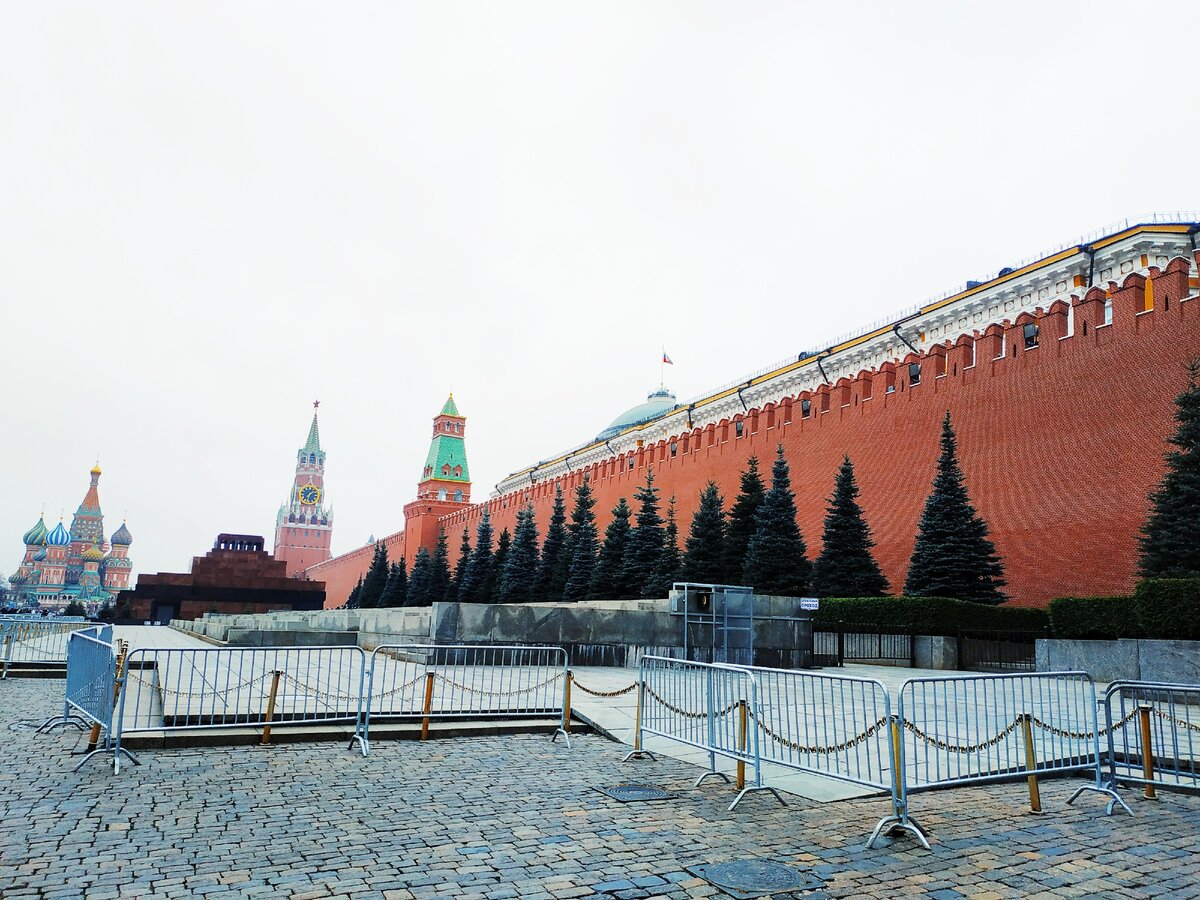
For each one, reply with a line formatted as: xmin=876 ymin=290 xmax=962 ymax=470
xmin=46 ymin=521 xmax=71 ymax=546
xmin=91 ymin=462 xmax=102 ymax=476
xmin=32 ymin=549 xmax=47 ymax=562
xmin=83 ymin=543 xmax=105 ymax=562
xmin=22 ymin=516 xmax=48 ymax=546
xmin=111 ymin=521 xmax=133 ymax=546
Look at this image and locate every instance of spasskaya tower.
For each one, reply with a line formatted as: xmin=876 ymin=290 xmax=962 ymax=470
xmin=274 ymin=402 xmax=334 ymax=576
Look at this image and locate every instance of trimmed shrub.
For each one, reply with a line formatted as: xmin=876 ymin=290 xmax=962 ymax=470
xmin=1134 ymin=578 xmax=1200 ymax=640
xmin=1047 ymin=596 xmax=1137 ymax=640
xmin=813 ymin=596 xmax=1047 ymax=636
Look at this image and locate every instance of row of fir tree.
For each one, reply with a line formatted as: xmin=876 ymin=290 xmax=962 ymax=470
xmin=347 ymin=411 xmax=1010 ymax=609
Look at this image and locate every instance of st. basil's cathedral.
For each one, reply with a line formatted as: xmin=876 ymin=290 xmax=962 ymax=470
xmin=6 ymin=464 xmax=134 ymax=609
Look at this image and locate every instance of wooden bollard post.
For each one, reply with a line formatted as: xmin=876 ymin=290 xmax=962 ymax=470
xmin=736 ymin=699 xmax=748 ymax=791
xmin=1139 ymin=704 xmax=1156 ymax=799
xmin=420 ymin=671 xmax=436 ymax=741
xmin=563 ymin=671 xmax=572 ymax=735
xmin=261 ymin=671 xmax=282 ymax=745
xmin=1020 ymin=713 xmax=1041 ymax=813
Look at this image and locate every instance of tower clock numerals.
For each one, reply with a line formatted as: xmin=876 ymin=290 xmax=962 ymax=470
xmin=299 ymin=484 xmax=321 ymax=505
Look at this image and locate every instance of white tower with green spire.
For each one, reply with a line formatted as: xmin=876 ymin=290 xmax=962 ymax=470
xmin=273 ymin=401 xmax=334 ymax=577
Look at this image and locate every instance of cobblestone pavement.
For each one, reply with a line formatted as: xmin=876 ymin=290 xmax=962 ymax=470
xmin=1 ymin=680 xmax=1197 ymax=900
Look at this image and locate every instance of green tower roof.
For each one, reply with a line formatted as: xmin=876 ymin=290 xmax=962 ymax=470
xmin=440 ymin=394 xmax=460 ymax=417
xmin=304 ymin=412 xmax=321 ymax=453
xmin=421 ymin=434 xmax=470 ymax=483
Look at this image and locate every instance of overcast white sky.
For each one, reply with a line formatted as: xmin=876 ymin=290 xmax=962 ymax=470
xmin=3 ymin=2 xmax=1198 ymax=578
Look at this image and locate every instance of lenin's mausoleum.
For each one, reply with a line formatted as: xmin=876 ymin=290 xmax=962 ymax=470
xmin=282 ymin=215 xmax=1200 ymax=609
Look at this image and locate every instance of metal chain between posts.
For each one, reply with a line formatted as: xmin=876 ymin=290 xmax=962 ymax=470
xmin=13 ymin=644 xmax=71 ymax=660
xmin=904 ymin=707 xmax=1144 ymax=753
xmin=1152 ymin=709 xmax=1200 ymax=733
xmin=281 ymin=672 xmax=427 ymax=702
xmin=437 ymin=672 xmax=563 ymax=697
xmin=904 ymin=718 xmax=1022 ymax=753
xmin=125 ymin=670 xmax=273 ymax=698
xmin=1030 ymin=707 xmax=1140 ymax=740
xmin=571 ymin=680 xmax=638 ymax=698
xmin=643 ymin=684 xmax=739 ymax=720
xmin=750 ymin=711 xmax=890 ymax=754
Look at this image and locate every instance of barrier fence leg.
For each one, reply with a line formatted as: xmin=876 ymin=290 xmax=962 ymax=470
xmin=552 ymin=671 xmax=572 ymax=747
xmin=727 ymin=697 xmax=786 ymax=812
xmin=1139 ymin=704 xmax=1157 ymax=800
xmin=1020 ymin=714 xmax=1042 ymax=813
xmin=1066 ymin=696 xmax=1133 ymax=817
xmin=420 ymin=671 xmax=435 ymax=741
xmin=867 ymin=715 xmax=930 ymax=850
xmin=622 ymin=678 xmax=656 ymax=762
xmin=261 ymin=671 xmax=282 ymax=746
xmin=694 ymin=667 xmax=729 ymax=787
xmin=349 ymin=662 xmax=371 ymax=757
xmin=1 ymin=634 xmax=11 ymax=679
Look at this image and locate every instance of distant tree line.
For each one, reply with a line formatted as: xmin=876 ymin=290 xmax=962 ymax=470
xmin=347 ymin=411 xmax=1011 ymax=609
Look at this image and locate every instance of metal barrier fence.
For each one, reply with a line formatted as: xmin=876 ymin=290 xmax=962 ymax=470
xmin=747 ymin=666 xmax=927 ymax=847
xmin=37 ymin=625 xmax=142 ymax=773
xmin=1 ymin=618 xmax=93 ymax=677
xmin=624 ymin=655 xmax=783 ymax=810
xmin=883 ymin=671 xmax=1129 ymax=843
xmin=40 ymin=624 xmax=113 ymax=733
xmin=355 ymin=644 xmax=569 ymax=755
xmin=1105 ymin=681 xmax=1200 ymax=802
xmin=113 ymin=645 xmax=369 ymax=761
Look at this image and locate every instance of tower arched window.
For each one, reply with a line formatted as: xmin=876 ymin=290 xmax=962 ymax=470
xmin=442 ymin=464 xmax=451 ymax=475
xmin=454 ymin=489 xmax=463 ymax=502
xmin=454 ymin=465 xmax=462 ymax=477
xmin=438 ymin=488 xmax=447 ymax=501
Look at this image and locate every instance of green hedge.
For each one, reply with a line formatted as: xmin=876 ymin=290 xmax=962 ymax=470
xmin=1134 ymin=578 xmax=1200 ymax=640
xmin=1047 ymin=596 xmax=1137 ymax=640
xmin=813 ymin=596 xmax=1048 ymax=636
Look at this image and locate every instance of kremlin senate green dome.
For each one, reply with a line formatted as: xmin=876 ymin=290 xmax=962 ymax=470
xmin=111 ymin=521 xmax=133 ymax=546
xmin=46 ymin=521 xmax=71 ymax=546
xmin=597 ymin=388 xmax=679 ymax=441
xmin=22 ymin=516 xmax=48 ymax=546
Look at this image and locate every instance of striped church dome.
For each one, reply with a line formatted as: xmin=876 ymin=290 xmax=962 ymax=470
xmin=22 ymin=516 xmax=48 ymax=546
xmin=46 ymin=521 xmax=71 ymax=546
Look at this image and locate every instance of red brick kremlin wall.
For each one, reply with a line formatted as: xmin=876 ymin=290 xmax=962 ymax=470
xmin=312 ymin=256 xmax=1199 ymax=608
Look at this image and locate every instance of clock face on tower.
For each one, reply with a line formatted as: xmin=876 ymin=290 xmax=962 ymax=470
xmin=299 ymin=484 xmax=321 ymax=505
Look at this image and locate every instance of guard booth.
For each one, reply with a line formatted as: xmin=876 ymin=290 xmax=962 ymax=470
xmin=668 ymin=583 xmax=815 ymax=668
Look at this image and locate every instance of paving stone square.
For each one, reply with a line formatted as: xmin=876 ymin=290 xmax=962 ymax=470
xmin=1 ymin=678 xmax=1197 ymax=899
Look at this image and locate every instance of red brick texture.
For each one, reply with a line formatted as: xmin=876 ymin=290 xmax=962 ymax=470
xmin=313 ymin=258 xmax=1199 ymax=608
